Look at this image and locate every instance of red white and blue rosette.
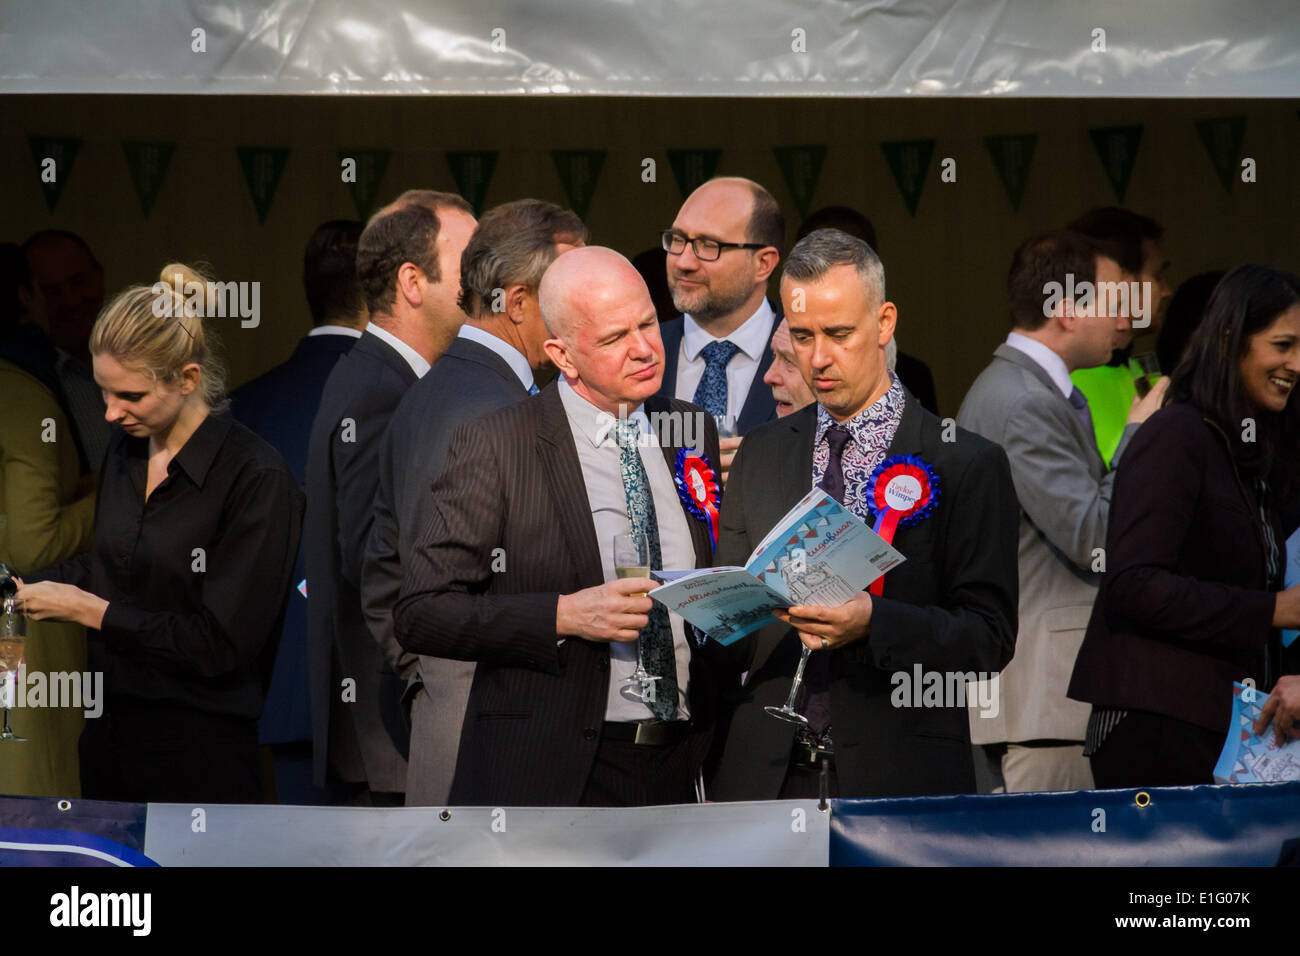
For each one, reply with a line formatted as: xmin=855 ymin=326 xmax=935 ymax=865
xmin=673 ymin=448 xmax=721 ymax=548
xmin=863 ymin=454 xmax=940 ymax=594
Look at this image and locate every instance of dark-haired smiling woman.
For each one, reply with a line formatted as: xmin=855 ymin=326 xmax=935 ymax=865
xmin=16 ymin=265 xmax=303 ymax=803
xmin=1069 ymin=265 xmax=1300 ymax=787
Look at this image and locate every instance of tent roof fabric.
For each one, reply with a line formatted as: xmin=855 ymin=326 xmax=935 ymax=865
xmin=2 ymin=0 xmax=1299 ymax=97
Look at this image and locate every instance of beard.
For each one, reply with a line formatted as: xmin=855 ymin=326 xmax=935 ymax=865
xmin=670 ymin=275 xmax=756 ymax=323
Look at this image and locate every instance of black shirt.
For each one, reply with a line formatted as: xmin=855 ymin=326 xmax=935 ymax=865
xmin=31 ymin=412 xmax=304 ymax=720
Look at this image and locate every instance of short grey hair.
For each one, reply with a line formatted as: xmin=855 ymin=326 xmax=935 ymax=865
xmin=458 ymin=199 xmax=588 ymax=317
xmin=783 ymin=228 xmax=886 ymax=307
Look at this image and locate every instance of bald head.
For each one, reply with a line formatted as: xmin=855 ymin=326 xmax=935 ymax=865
xmin=539 ymin=246 xmax=665 ymax=415
xmin=539 ymin=246 xmax=648 ymax=342
xmin=681 ymin=177 xmax=785 ymax=252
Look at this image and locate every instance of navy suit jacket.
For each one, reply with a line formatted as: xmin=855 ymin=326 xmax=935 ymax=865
xmin=229 ymin=331 xmax=355 ymax=746
xmin=655 ymin=307 xmax=780 ymax=435
xmin=305 ymin=330 xmax=417 ymax=791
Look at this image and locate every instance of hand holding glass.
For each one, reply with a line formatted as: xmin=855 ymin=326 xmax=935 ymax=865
xmin=613 ymin=532 xmax=659 ymax=702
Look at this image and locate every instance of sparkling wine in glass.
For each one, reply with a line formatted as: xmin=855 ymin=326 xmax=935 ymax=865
xmin=1129 ymin=352 xmax=1161 ymax=398
xmin=765 ymin=642 xmax=812 ymax=725
xmin=0 ymin=594 xmax=27 ymax=742
xmin=613 ymin=531 xmax=659 ymax=702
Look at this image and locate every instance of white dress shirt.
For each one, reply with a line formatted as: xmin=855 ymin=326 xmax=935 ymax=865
xmin=558 ymin=378 xmax=695 ymax=722
xmin=307 ymin=324 xmax=363 ymax=339
xmin=457 ymin=322 xmax=536 ymax=392
xmin=1005 ymin=331 xmax=1073 ymax=399
xmin=365 ymin=321 xmax=430 ymax=378
xmin=674 ymin=298 xmax=775 ymax=430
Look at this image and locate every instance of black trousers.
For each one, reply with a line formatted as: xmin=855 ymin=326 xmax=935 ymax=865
xmin=578 ymin=734 xmax=700 ymax=807
xmin=80 ymin=697 xmax=262 ymax=804
xmin=1089 ymin=708 xmax=1221 ymax=789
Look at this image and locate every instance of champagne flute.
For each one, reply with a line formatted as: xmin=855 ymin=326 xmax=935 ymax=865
xmin=1129 ymin=352 xmax=1161 ymax=398
xmin=0 ymin=592 xmax=26 ymax=742
xmin=765 ymin=643 xmax=812 ymax=725
xmin=613 ymin=531 xmax=659 ymax=702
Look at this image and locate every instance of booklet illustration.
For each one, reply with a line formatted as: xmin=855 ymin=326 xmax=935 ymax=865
xmin=1213 ymin=681 xmax=1300 ymax=784
xmin=650 ymin=487 xmax=906 ymax=646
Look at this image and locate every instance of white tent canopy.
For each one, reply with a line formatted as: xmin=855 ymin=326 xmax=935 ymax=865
xmin=2 ymin=0 xmax=1298 ymax=96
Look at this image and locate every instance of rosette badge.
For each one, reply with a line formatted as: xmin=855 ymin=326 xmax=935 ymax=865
xmin=863 ymin=454 xmax=940 ymax=594
xmin=673 ymin=448 xmax=721 ymax=547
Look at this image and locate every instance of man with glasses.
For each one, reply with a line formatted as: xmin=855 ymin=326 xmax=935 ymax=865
xmin=657 ymin=177 xmax=784 ymax=485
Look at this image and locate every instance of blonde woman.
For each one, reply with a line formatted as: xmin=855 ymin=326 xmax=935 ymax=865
xmin=17 ymin=265 xmax=303 ymax=803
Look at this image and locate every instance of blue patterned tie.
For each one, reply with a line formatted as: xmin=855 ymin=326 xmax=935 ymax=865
xmin=527 ymin=383 xmax=540 ymax=396
xmin=692 ymin=340 xmax=740 ymax=422
xmin=614 ymin=419 xmax=678 ymax=720
xmin=1067 ymin=386 xmax=1093 ymax=434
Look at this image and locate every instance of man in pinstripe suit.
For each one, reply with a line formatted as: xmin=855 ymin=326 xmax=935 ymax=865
xmin=393 ymin=247 xmax=726 ymax=807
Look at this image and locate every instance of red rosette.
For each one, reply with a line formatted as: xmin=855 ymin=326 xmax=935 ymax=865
xmin=674 ymin=449 xmax=721 ymax=548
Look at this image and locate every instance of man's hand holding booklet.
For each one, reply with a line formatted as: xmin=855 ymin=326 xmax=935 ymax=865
xmin=649 ymin=487 xmax=905 ymax=646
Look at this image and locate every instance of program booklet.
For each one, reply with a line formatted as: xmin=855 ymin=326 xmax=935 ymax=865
xmin=650 ymin=487 xmax=906 ymax=646
xmin=1213 ymin=681 xmax=1300 ymax=784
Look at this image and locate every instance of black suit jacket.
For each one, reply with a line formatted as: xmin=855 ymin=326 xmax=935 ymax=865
xmin=305 ymin=329 xmax=416 ymax=791
xmin=231 ymin=331 xmax=355 ymax=747
xmin=708 ymin=390 xmax=1020 ymax=799
xmin=392 ymin=384 xmax=723 ymax=806
xmin=1068 ymin=402 xmax=1295 ymax=734
xmin=656 ymin=310 xmax=779 ymax=435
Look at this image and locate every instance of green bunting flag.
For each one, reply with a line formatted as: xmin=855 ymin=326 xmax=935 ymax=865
xmin=1194 ymin=116 xmax=1246 ymax=193
xmin=1088 ymin=125 xmax=1143 ymax=203
xmin=236 ymin=146 xmax=290 ymax=225
xmin=122 ymin=141 xmax=176 ymax=218
xmin=445 ymin=151 xmax=499 ymax=216
xmin=773 ymin=145 xmax=827 ymax=219
xmin=338 ymin=148 xmax=392 ymax=219
xmin=880 ymin=139 xmax=935 ymax=217
xmin=667 ymin=149 xmax=722 ymax=199
xmin=984 ymin=133 xmax=1037 ymax=211
xmin=28 ymin=136 xmax=82 ymax=213
xmin=551 ymin=150 xmax=606 ymax=220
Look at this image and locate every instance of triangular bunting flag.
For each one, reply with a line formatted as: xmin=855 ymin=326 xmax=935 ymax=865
xmin=667 ymin=149 xmax=722 ymax=199
xmin=338 ymin=148 xmax=392 ymax=219
xmin=446 ymin=151 xmax=498 ymax=215
xmin=1088 ymin=125 xmax=1143 ymax=203
xmin=880 ymin=139 xmax=935 ymax=217
xmin=773 ymin=145 xmax=827 ymax=219
xmin=29 ymin=136 xmax=82 ymax=213
xmin=551 ymin=150 xmax=606 ymax=220
xmin=237 ymin=146 xmax=291 ymax=225
xmin=984 ymin=133 xmax=1037 ymax=211
xmin=1194 ymin=116 xmax=1245 ymax=193
xmin=122 ymin=141 xmax=176 ymax=218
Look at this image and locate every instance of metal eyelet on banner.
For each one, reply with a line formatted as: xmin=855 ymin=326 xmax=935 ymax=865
xmin=57 ymin=799 xmax=72 ymax=812
xmin=1134 ymin=791 xmax=1150 ymax=808
xmin=439 ymin=809 xmax=451 ymax=821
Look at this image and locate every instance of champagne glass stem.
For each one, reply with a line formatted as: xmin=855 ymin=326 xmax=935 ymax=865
xmin=783 ymin=645 xmax=812 ymax=710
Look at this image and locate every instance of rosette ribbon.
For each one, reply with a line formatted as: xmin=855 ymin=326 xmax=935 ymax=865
xmin=673 ymin=448 xmax=722 ymax=549
xmin=864 ymin=454 xmax=941 ymax=595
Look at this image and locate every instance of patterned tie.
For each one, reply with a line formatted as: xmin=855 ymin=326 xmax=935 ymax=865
xmin=1067 ymin=386 xmax=1093 ymax=435
xmin=692 ymin=340 xmax=741 ymax=423
xmin=802 ymin=424 xmax=852 ymax=737
xmin=614 ymin=419 xmax=678 ymax=720
xmin=527 ymin=383 xmax=540 ymax=396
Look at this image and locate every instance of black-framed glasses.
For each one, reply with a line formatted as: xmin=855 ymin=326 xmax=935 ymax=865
xmin=661 ymin=230 xmax=767 ymax=261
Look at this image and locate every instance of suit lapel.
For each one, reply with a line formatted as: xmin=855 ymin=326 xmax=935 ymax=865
xmin=656 ymin=318 xmax=683 ymax=401
xmin=994 ymin=344 xmax=1106 ymax=473
xmin=536 ymin=384 xmax=603 ymax=588
xmin=647 ymin=395 xmax=713 ymax=570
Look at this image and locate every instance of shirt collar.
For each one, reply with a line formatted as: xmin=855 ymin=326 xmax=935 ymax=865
xmin=121 ymin=411 xmax=232 ymax=488
xmin=308 ymin=324 xmax=363 ymax=338
xmin=815 ymin=372 xmax=905 ymax=449
xmin=1005 ymin=331 xmax=1074 ymax=399
xmin=682 ymin=297 xmax=774 ymax=362
xmin=365 ymin=321 xmax=431 ymax=378
xmin=457 ymin=322 xmax=536 ymax=391
xmin=558 ymin=377 xmax=650 ymax=449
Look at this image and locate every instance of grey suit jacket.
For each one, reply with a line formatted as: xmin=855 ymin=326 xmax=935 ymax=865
xmin=956 ymin=342 xmax=1136 ymax=743
xmin=362 ymin=335 xmax=530 ymax=805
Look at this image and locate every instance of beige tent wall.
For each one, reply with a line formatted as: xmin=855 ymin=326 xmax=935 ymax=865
xmin=4 ymin=95 xmax=1297 ymax=415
